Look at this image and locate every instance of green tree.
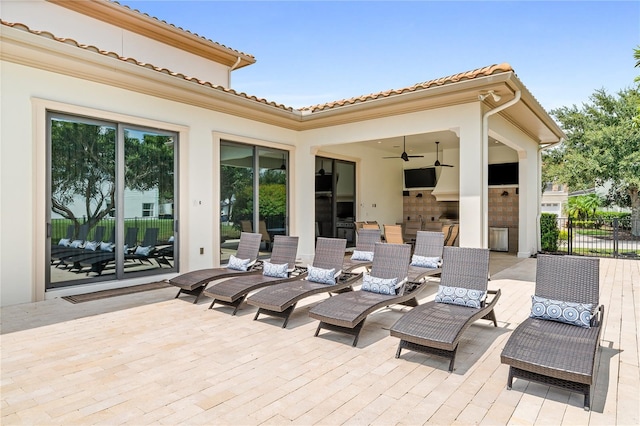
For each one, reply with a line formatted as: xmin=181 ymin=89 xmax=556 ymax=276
xmin=51 ymin=120 xmax=174 ymax=231
xmin=547 ymin=86 xmax=640 ymax=235
xmin=565 ymin=194 xmax=601 ymax=220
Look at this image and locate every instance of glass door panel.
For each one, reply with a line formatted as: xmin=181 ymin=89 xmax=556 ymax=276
xmin=48 ymin=117 xmax=116 ymax=287
xmin=220 ymin=142 xmax=254 ymax=262
xmin=258 ymin=148 xmax=288 ymax=253
xmin=123 ymin=127 xmax=176 ymax=277
xmin=315 ymin=157 xmax=334 ymax=239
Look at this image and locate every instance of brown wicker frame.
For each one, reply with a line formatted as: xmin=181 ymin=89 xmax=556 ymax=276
xmin=246 ymin=237 xmax=362 ymax=328
xmin=390 ymin=247 xmax=499 ymax=371
xmin=407 ymin=231 xmax=445 ymax=282
xmin=500 ymin=254 xmax=603 ymax=411
xmin=203 ymin=236 xmax=304 ymax=315
xmin=309 ymin=243 xmax=417 ymax=347
xmin=342 ymin=228 xmax=382 ymax=272
xmin=169 ymin=232 xmax=262 ymax=303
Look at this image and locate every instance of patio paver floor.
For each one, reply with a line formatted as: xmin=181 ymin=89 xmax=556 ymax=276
xmin=1 ymin=255 xmax=638 ymax=425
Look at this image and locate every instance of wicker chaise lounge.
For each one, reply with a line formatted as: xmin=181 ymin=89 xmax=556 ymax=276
xmin=170 ymin=232 xmax=262 ymax=303
xmin=500 ymin=254 xmax=603 ymax=411
xmin=203 ymin=235 xmax=306 ymax=315
xmin=246 ymin=237 xmax=362 ymax=328
xmin=407 ymin=231 xmax=444 ymax=283
xmin=390 ymin=246 xmax=500 ymax=371
xmin=309 ymin=242 xmax=423 ymax=347
xmin=341 ymin=228 xmax=381 ymax=272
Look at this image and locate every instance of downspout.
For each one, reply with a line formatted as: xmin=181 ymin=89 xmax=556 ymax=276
xmin=481 ymin=90 xmax=521 ymax=248
xmin=536 ymin=139 xmax=564 ymax=253
xmin=228 ymin=56 xmax=242 ymax=88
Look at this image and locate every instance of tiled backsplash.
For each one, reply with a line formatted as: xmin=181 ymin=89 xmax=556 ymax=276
xmin=488 ymin=187 xmax=519 ymax=227
xmin=403 ymin=187 xmax=519 ymax=253
xmin=402 ymin=190 xmax=457 ymax=222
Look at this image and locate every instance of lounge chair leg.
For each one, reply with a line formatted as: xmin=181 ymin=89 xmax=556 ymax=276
xmin=231 ymin=296 xmax=245 ymax=316
xmin=395 ymin=342 xmax=403 ymax=359
xmin=253 ymin=310 xmax=261 ymax=321
xmin=208 ymin=300 xmax=216 ymax=310
xmin=193 ymin=286 xmax=205 ymax=304
xmin=507 ymin=367 xmax=514 ymax=390
xmin=281 ymin=304 xmax=296 ymax=328
xmin=175 ymin=289 xmax=182 ymax=299
xmin=314 ymin=323 xmax=322 ymax=337
xmin=351 ymin=320 xmax=365 ymax=347
xmin=584 ymin=389 xmax=590 ymax=411
xmin=448 ymin=347 xmax=457 ymax=372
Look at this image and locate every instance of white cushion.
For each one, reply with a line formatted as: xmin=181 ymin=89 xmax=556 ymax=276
xmin=411 ymin=255 xmax=441 ymax=268
xmin=100 ymin=242 xmax=114 ymax=252
xmin=227 ymin=255 xmax=251 ymax=271
xmin=306 ymin=264 xmax=336 ymax=285
xmin=263 ymin=261 xmax=288 ymax=278
xmin=361 ymin=273 xmax=398 ymax=295
xmin=435 ymin=285 xmax=486 ymax=309
xmin=69 ymin=239 xmax=83 ymax=248
xmin=134 ymin=245 xmax=152 ymax=256
xmin=351 ymin=250 xmax=374 ymax=261
xmin=84 ymin=241 xmax=99 ymax=251
xmin=530 ymin=295 xmax=594 ymax=328
xmin=58 ymin=238 xmax=70 ymax=246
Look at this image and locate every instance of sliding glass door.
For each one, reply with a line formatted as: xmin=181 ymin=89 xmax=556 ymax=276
xmin=220 ymin=141 xmax=288 ymax=260
xmin=47 ymin=113 xmax=177 ymax=288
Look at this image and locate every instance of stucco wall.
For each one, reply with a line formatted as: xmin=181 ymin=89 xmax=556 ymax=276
xmin=2 ymin=0 xmax=231 ymax=87
xmin=0 ymin=59 xmax=297 ymax=306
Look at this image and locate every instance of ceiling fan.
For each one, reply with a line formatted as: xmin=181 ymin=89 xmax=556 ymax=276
xmin=269 ymin=154 xmax=286 ymax=171
xmin=430 ymin=141 xmax=454 ymax=168
xmin=383 ymin=136 xmax=424 ymax=162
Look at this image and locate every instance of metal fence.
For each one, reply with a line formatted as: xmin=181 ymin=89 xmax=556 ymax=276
xmin=556 ymin=217 xmax=640 ymax=259
xmin=51 ymin=217 xmax=174 ymax=246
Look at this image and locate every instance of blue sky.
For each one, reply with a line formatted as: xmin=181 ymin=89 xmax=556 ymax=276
xmin=119 ymin=1 xmax=639 ymax=111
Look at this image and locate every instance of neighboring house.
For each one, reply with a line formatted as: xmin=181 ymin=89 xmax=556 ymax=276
xmin=541 ymin=183 xmax=569 ymax=217
xmin=0 ymin=0 xmax=565 ymax=306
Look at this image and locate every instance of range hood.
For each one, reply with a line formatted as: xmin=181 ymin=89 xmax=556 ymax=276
xmin=431 ymin=149 xmax=459 ymax=202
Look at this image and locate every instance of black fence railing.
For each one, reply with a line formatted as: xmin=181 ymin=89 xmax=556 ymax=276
xmin=555 ymin=217 xmax=640 ymax=259
xmin=51 ymin=217 xmax=174 ymax=246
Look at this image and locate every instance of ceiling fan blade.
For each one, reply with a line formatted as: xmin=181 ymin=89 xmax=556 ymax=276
xmin=383 ymin=156 xmax=400 ymax=159
xmin=407 ymin=155 xmax=424 ymax=158
xmin=440 ymin=164 xmax=454 ymax=167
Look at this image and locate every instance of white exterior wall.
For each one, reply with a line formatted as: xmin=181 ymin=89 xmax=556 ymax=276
xmin=488 ymin=113 xmax=542 ymax=257
xmin=2 ymin=0 xmax=231 ymax=87
xmin=0 ymin=59 xmax=297 ymax=306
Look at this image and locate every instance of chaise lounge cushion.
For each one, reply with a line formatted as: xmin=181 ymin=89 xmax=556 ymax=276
xmin=530 ymin=295 xmax=593 ymax=328
xmin=134 ymin=245 xmax=153 ymax=256
xmin=263 ymin=261 xmax=289 ymax=278
xmin=411 ymin=255 xmax=440 ymax=268
xmin=351 ymin=250 xmax=374 ymax=261
xmin=58 ymin=238 xmax=70 ymax=246
xmin=307 ymin=265 xmax=336 ymax=285
xmin=435 ymin=285 xmax=486 ymax=309
xmin=227 ymin=255 xmax=251 ymax=271
xmin=361 ymin=273 xmax=398 ymax=295
xmin=84 ymin=241 xmax=99 ymax=251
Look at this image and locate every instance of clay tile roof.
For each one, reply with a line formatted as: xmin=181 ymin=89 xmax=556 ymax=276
xmin=1 ymin=20 xmax=293 ymax=112
xmin=298 ymin=63 xmax=514 ymax=113
xmin=111 ymin=1 xmax=255 ymax=61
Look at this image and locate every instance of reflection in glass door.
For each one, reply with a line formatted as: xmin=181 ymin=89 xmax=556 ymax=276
xmin=315 ymin=157 xmax=356 ymax=246
xmin=47 ymin=113 xmax=177 ymax=288
xmin=220 ymin=141 xmax=288 ymax=261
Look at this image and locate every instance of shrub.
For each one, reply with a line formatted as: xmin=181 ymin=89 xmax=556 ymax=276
xmin=541 ymin=213 xmax=560 ymax=252
xmin=557 ymin=230 xmax=569 ymax=247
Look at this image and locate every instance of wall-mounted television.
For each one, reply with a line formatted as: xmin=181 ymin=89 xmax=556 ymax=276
xmin=404 ymin=168 xmax=437 ymax=189
xmin=488 ymin=162 xmax=519 ymax=185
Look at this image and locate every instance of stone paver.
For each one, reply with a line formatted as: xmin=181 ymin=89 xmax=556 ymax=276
xmin=1 ymin=256 xmax=638 ymax=425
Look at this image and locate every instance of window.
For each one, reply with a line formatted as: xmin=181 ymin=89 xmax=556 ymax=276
xmin=220 ymin=141 xmax=289 ymax=260
xmin=47 ymin=112 xmax=178 ymax=288
xmin=142 ymin=203 xmax=154 ymax=217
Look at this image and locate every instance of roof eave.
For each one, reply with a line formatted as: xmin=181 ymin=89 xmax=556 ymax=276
xmin=47 ymin=0 xmax=256 ymax=69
